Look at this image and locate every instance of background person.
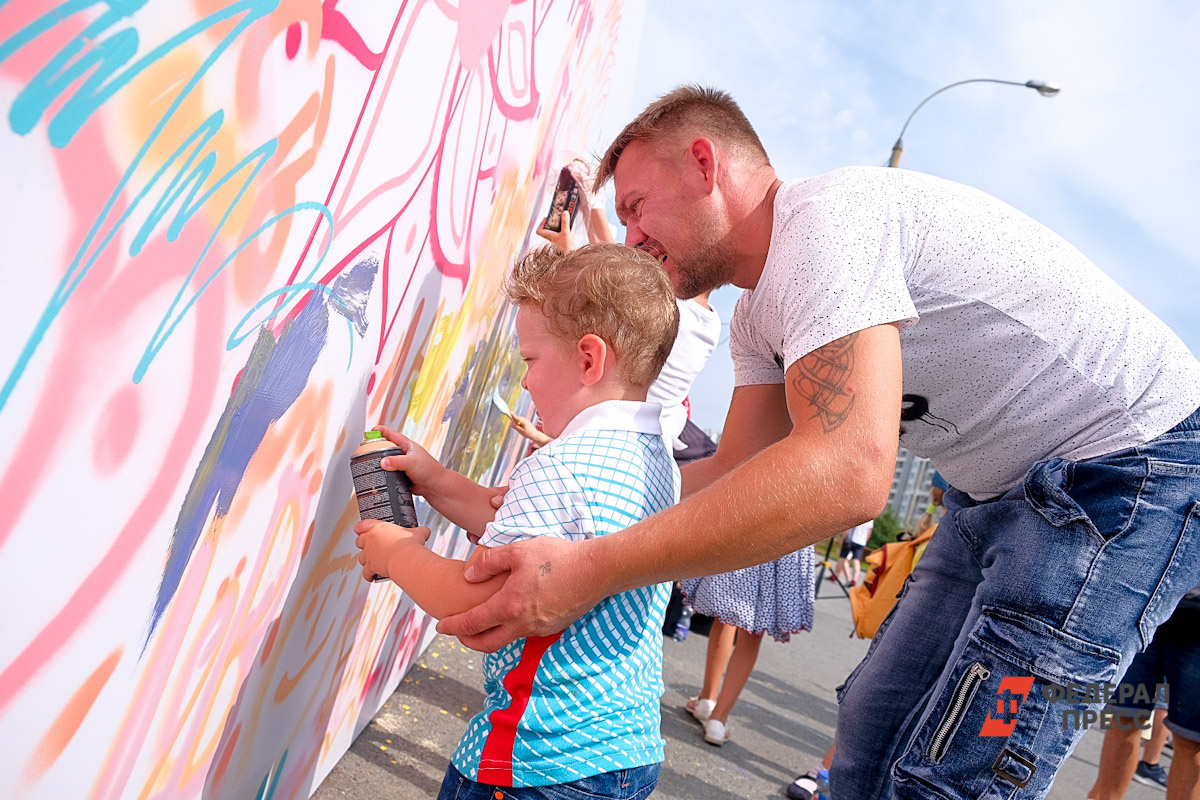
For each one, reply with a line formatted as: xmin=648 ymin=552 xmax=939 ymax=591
xmin=680 ymin=546 xmax=814 ymax=746
xmin=831 ymin=519 xmax=872 ymax=587
xmin=913 ymin=470 xmax=948 ymax=537
xmin=528 ymin=159 xmax=722 ymax=460
xmin=1086 ymin=584 xmax=1200 ymax=800
xmin=531 ymin=159 xmax=723 ymax=639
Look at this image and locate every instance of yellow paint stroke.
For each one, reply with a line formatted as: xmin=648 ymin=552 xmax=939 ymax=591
xmin=371 ymin=297 xmax=434 ymax=423
xmin=24 ymin=648 xmax=124 ymax=784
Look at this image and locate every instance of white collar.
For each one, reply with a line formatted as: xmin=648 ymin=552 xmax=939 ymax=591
xmin=557 ymin=400 xmax=663 ymax=440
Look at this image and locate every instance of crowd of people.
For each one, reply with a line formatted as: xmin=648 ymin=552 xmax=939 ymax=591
xmin=353 ymin=86 xmax=1200 ymax=799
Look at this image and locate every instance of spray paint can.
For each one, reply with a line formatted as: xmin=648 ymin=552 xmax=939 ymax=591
xmin=543 ymin=166 xmax=580 ymax=233
xmin=350 ymin=430 xmax=418 ymax=580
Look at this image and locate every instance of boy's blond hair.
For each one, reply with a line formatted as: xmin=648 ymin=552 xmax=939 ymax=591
xmin=506 ymin=244 xmax=679 ymax=389
xmin=594 ymin=85 xmax=770 ymax=192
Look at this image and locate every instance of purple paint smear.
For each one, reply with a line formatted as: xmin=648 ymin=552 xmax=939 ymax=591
xmin=145 ymin=258 xmax=377 ymax=646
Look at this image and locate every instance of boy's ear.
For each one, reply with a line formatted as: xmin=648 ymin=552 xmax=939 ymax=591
xmin=577 ymin=334 xmax=609 ymax=386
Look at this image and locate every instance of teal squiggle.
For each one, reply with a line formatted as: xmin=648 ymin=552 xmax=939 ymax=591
xmin=0 ymin=0 xmax=307 ymax=413
xmin=254 ymin=749 xmax=287 ymax=800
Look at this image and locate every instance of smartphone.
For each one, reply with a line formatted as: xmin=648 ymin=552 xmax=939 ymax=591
xmin=543 ymin=166 xmax=580 ymax=233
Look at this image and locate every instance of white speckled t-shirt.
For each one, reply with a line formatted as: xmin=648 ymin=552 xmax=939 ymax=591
xmin=730 ymin=167 xmax=1200 ymax=499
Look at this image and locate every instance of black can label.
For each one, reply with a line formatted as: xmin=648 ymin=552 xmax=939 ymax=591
xmin=350 ymin=447 xmax=418 ymax=527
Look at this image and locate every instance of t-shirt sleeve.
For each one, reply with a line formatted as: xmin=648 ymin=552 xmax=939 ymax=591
xmin=479 ymin=452 xmax=596 ymax=546
xmin=732 ymin=178 xmax=919 ymax=384
xmin=729 ymin=290 xmax=785 ymax=386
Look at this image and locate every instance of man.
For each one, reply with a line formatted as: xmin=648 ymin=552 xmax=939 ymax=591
xmin=440 ymin=86 xmax=1200 ymax=797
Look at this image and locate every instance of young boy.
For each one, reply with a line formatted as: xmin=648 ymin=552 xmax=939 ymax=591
xmin=355 ymin=243 xmax=681 ymax=800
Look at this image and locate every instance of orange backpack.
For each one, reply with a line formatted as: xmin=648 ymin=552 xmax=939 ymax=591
xmin=848 ymin=526 xmax=935 ymax=639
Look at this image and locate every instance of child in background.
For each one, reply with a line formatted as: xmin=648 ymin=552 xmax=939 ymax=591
xmin=832 ymin=519 xmax=873 ymax=587
xmin=681 ymin=546 xmax=815 ymax=745
xmin=355 ymin=243 xmax=681 ymax=800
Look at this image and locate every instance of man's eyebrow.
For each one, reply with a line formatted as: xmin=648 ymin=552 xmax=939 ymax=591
xmin=613 ymin=199 xmax=629 ymax=225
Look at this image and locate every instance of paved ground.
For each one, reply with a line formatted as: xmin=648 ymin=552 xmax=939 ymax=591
xmin=315 ymin=590 xmax=1167 ymax=799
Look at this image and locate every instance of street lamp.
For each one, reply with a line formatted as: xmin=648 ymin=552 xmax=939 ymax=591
xmin=887 ymin=78 xmax=1060 ymax=167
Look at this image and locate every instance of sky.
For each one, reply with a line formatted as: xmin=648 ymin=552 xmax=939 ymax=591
xmin=603 ymin=0 xmax=1200 ymax=435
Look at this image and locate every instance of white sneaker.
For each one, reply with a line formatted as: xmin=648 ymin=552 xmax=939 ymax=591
xmin=703 ymin=718 xmax=729 ymax=745
xmin=688 ymin=697 xmax=715 ymax=722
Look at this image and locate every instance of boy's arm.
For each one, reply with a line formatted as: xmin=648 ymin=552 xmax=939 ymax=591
xmin=373 ymin=426 xmax=497 ymax=537
xmin=678 ymin=383 xmax=792 ymax=496
xmin=355 ymin=520 xmax=506 ymax=619
xmin=418 ymin=469 xmax=502 ymax=538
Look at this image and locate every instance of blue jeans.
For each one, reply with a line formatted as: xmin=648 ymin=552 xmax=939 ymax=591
xmin=833 ymin=407 xmax=1200 ymax=799
xmin=1109 ymin=600 xmax=1200 ymax=742
xmin=436 ymin=762 xmax=660 ymax=800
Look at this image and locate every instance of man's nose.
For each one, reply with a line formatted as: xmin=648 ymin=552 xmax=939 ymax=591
xmin=623 ymin=225 xmax=643 ymax=249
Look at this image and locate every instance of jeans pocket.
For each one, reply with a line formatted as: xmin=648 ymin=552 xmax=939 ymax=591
xmin=536 ymin=765 xmax=660 ymax=800
xmin=1024 ymin=453 xmax=1148 ymax=543
xmin=892 ymin=608 xmax=1120 ymax=800
xmin=1139 ymin=501 xmax=1200 ymax=646
xmin=536 ymin=773 xmax=613 ymax=800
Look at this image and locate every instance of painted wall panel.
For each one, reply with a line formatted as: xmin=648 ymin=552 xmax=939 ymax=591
xmin=0 ymin=1 xmax=642 ymax=797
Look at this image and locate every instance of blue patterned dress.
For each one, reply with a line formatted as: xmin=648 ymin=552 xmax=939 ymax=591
xmin=682 ymin=547 xmax=815 ymax=642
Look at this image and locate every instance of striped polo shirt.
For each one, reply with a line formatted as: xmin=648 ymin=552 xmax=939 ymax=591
xmin=451 ymin=400 xmax=680 ymax=787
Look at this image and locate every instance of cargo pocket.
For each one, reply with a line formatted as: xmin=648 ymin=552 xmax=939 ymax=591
xmin=1024 ymin=453 xmax=1147 ymax=544
xmin=1139 ymin=500 xmax=1200 ymax=647
xmin=891 ymin=607 xmax=1120 ymax=800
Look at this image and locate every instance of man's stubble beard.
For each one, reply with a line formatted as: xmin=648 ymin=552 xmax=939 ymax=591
xmin=672 ymin=230 xmax=735 ymax=298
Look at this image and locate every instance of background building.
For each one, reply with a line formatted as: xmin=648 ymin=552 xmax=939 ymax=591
xmin=888 ymin=448 xmax=936 ymax=530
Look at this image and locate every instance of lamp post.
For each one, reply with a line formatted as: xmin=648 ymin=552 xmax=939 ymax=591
xmin=887 ymin=78 xmax=1060 ymax=168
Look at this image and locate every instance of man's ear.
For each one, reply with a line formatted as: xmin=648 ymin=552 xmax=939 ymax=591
xmin=687 ymin=137 xmax=718 ymax=193
xmin=577 ymin=334 xmax=609 ymax=386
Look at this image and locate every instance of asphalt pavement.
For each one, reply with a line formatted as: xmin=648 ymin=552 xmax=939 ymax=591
xmin=314 ymin=588 xmax=1166 ymax=799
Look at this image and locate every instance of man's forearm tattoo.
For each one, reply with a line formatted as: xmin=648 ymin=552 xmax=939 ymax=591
xmin=791 ymin=331 xmax=858 ymax=433
xmin=539 ymin=561 xmax=552 ymax=576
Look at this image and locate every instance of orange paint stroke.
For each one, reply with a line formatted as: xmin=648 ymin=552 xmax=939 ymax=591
xmin=24 ymin=648 xmax=124 ymax=785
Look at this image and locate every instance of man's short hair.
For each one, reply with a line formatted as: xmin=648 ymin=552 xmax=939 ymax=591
xmin=594 ymin=84 xmax=769 ymax=191
xmin=506 ymin=244 xmax=680 ymax=389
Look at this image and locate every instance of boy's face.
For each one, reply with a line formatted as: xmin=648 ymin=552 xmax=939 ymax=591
xmin=515 ymin=306 xmax=581 ymax=438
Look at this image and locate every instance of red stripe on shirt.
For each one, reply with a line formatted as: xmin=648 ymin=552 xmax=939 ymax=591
xmin=476 ymin=632 xmax=564 ymax=786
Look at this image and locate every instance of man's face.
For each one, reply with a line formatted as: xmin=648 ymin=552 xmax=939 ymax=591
xmin=613 ymin=138 xmax=734 ymax=298
xmin=515 ymin=305 xmax=580 ymax=438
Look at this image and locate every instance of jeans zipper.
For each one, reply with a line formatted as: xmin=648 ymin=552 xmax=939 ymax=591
xmin=928 ymin=662 xmax=990 ymax=763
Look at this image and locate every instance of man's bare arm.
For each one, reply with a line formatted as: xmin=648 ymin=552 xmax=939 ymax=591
xmin=679 ymin=383 xmax=790 ymax=496
xmin=596 ymin=325 xmax=901 ymax=590
xmin=439 ymin=324 xmax=902 ymax=651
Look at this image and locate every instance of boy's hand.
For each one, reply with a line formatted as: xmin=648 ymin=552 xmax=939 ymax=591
xmin=373 ymin=426 xmax=442 ymax=494
xmin=535 ymin=218 xmax=574 ymax=252
xmin=355 ymin=518 xmax=431 ymax=582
